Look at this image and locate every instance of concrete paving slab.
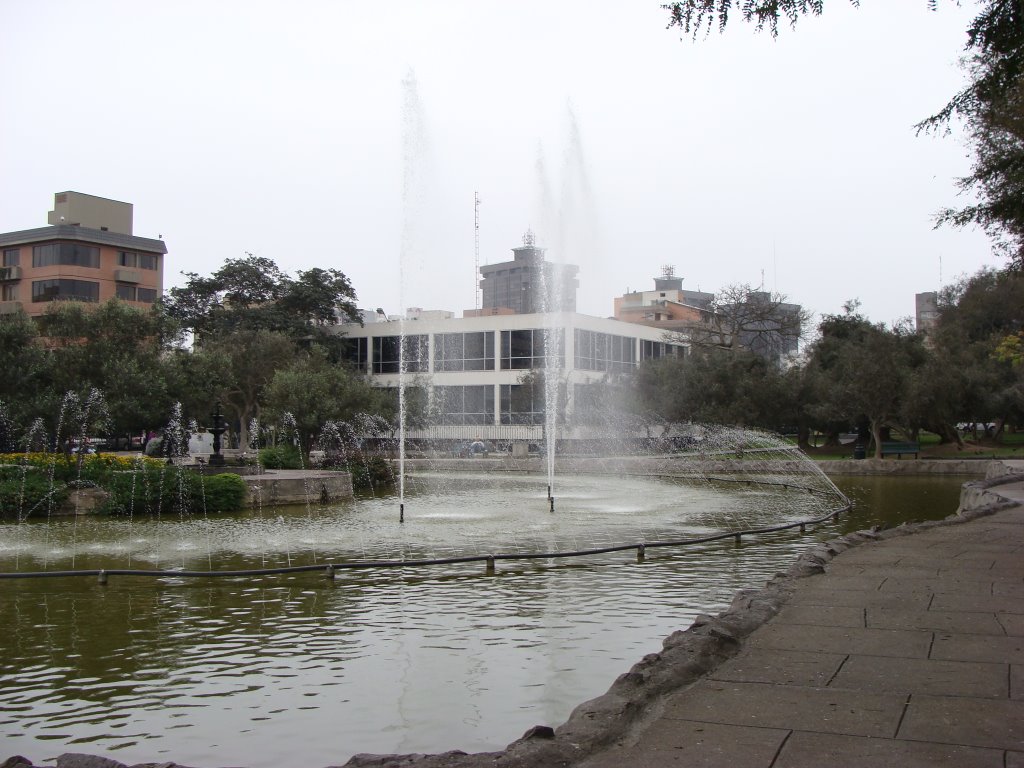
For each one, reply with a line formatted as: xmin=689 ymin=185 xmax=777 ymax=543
xmin=930 ymin=593 xmax=1024 ymax=614
xmin=931 ymin=633 xmax=1024 ymax=664
xmin=787 ymin=587 xmax=932 ymax=610
xmin=745 ymin=623 xmax=933 ymax=658
xmin=1008 ymin=750 xmax=1024 ymax=768
xmin=867 ymin=607 xmax=1006 ymax=635
xmin=830 ymin=655 xmax=1008 ymax=698
xmin=1012 ymin=664 xmax=1022 ymax=700
xmin=660 ymin=681 xmax=905 ymax=738
xmin=578 ymin=720 xmax=789 ymax=768
xmin=880 ymin=575 xmax=996 ymax=595
xmin=709 ymin=648 xmax=846 ymax=687
xmin=810 ymin=574 xmax=887 ymax=591
xmin=773 ymin=731 xmax=1004 ymax=768
xmin=1002 ymin=613 xmax=1024 ymax=636
xmin=898 ymin=694 xmax=1024 ymax=751
xmin=772 ymin=604 xmax=864 ymax=628
xmin=995 ymin=581 xmax=1024 ymax=599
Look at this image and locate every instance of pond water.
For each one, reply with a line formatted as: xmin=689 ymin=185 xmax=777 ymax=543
xmin=0 ymin=471 xmax=968 ymax=767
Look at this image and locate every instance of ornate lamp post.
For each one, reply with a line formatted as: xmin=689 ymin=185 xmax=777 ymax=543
xmin=209 ymin=402 xmax=228 ymax=467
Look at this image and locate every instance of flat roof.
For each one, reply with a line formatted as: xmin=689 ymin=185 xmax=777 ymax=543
xmin=0 ymin=224 xmax=167 ymax=254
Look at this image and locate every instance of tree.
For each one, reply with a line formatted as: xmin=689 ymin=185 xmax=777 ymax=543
xmin=677 ymin=284 xmax=807 ymax=362
xmin=164 ymin=256 xmax=361 ymax=344
xmin=193 ymin=329 xmax=298 ymax=450
xmin=806 ymin=305 xmax=926 ymax=457
xmin=665 ymin=0 xmax=1024 ymax=264
xmin=264 ymin=348 xmax=392 ymax=456
xmin=34 ymin=300 xmax=175 ymax=444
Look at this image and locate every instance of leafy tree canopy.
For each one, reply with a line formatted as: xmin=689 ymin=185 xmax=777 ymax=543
xmin=165 ymin=256 xmax=361 ymax=343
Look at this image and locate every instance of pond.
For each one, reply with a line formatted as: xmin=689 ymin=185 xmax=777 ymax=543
xmin=0 ymin=471 xmax=968 ymax=767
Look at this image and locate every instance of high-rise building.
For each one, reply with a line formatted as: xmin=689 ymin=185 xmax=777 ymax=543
xmin=473 ymin=231 xmax=579 ymax=315
xmin=0 ymin=191 xmax=167 ymax=317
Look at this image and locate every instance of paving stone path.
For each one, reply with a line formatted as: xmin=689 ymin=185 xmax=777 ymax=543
xmin=577 ymin=500 xmax=1024 ymax=767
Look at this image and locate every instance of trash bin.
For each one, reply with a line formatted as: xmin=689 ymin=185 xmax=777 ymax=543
xmin=853 ymin=444 xmax=866 ymax=460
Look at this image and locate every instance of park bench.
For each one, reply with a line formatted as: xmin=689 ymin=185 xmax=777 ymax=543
xmin=880 ymin=441 xmax=920 ymax=459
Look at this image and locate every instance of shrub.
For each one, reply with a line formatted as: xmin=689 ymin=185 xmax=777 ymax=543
xmin=259 ymin=444 xmax=303 ymax=469
xmin=349 ymin=454 xmax=395 ymax=492
xmin=198 ymin=473 xmax=246 ymax=512
xmin=0 ymin=466 xmax=67 ymax=519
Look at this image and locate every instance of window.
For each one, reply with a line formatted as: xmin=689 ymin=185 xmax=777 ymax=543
xmin=115 ymin=285 xmax=158 ymax=303
xmin=2 ymin=248 xmax=19 ymax=267
xmin=118 ymin=251 xmax=159 ymax=270
xmin=341 ymin=337 xmax=369 ymax=372
xmin=434 ymin=331 xmax=495 ymax=371
xmin=500 ymin=328 xmax=563 ymax=370
xmin=500 ymin=384 xmax=545 ymax=425
xmin=372 ymin=334 xmax=428 ymax=374
xmin=574 ymin=330 xmax=637 ymax=372
xmin=434 ymin=385 xmax=494 ymax=425
xmin=641 ymin=339 xmax=686 ymax=361
xmin=32 ymin=243 xmax=100 ymax=268
xmin=1 ymin=284 xmax=17 ymax=301
xmin=32 ymin=279 xmax=99 ymax=303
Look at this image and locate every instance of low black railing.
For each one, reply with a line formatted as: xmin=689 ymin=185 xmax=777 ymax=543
xmin=0 ymin=502 xmax=851 ymax=582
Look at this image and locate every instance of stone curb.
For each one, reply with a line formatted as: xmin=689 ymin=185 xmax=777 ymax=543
xmin=12 ymin=468 xmax=1022 ymax=768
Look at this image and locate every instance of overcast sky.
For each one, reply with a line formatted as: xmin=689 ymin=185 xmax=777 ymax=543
xmin=1 ymin=0 xmax=998 ymax=327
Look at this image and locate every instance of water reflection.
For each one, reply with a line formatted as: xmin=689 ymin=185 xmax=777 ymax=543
xmin=0 ymin=473 xmax=965 ymax=767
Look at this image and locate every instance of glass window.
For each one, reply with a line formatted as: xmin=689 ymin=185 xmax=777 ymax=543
xmin=32 ymin=279 xmax=99 ymax=303
xmin=434 ymin=331 xmax=495 ymax=371
xmin=118 ymin=251 xmax=159 ymax=270
xmin=32 ymin=242 xmax=100 ymax=268
xmin=372 ymin=334 xmax=428 ymax=374
xmin=2 ymin=248 xmax=19 ymax=267
xmin=1 ymin=284 xmax=18 ymax=301
xmin=500 ymin=328 xmax=563 ymax=370
xmin=116 ymin=284 xmax=135 ymax=300
xmin=341 ymin=337 xmax=369 ymax=372
xmin=433 ymin=385 xmax=494 ymax=426
xmin=136 ymin=287 xmax=157 ymax=303
xmin=499 ymin=384 xmax=545 ymax=425
xmin=641 ymin=339 xmax=686 ymax=360
xmin=574 ymin=329 xmax=636 ymax=372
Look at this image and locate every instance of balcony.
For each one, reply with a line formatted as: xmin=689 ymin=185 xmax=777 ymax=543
xmin=114 ymin=268 xmax=141 ymax=284
xmin=0 ymin=301 xmax=21 ymax=314
xmin=0 ymin=266 xmax=21 ymax=281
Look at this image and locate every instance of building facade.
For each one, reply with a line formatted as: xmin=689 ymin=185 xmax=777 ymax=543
xmin=474 ymin=230 xmax=580 ymax=315
xmin=336 ymin=310 xmax=686 ymax=440
xmin=614 ymin=267 xmax=802 ymax=363
xmin=0 ymin=192 xmax=167 ymax=317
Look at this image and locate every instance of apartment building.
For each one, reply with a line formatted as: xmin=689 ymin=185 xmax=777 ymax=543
xmin=0 ymin=192 xmax=167 ymax=317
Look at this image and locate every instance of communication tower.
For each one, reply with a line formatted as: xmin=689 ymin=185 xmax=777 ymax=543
xmin=474 ymin=191 xmax=481 ymax=310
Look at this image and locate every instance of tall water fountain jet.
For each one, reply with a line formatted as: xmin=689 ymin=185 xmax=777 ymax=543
xmin=397 ymin=69 xmax=433 ymax=521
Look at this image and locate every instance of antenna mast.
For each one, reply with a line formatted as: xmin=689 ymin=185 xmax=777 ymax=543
xmin=474 ymin=191 xmax=481 ymax=310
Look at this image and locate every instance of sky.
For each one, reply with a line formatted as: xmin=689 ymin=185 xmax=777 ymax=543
xmin=0 ymin=0 xmax=1000 ymax=328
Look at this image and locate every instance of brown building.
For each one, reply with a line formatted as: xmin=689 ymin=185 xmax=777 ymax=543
xmin=0 ymin=191 xmax=167 ymax=318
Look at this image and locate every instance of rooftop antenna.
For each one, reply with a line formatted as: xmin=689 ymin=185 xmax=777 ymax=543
xmin=474 ymin=191 xmax=481 ymax=310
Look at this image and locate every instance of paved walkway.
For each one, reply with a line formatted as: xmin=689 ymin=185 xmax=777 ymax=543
xmin=577 ymin=486 xmax=1024 ymax=767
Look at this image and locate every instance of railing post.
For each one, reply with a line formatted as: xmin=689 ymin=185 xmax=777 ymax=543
xmin=734 ymin=533 xmax=742 ymax=544
xmin=325 ymin=564 xmax=335 ymax=582
xmin=98 ymin=570 xmax=108 ymax=585
xmin=636 ymin=544 xmax=645 ymax=563
xmin=800 ymin=522 xmax=806 ymax=533
xmin=485 ymin=555 xmax=495 ymax=575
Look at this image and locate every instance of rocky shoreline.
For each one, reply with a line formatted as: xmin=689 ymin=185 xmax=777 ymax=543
xmin=6 ymin=463 xmax=1020 ymax=768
